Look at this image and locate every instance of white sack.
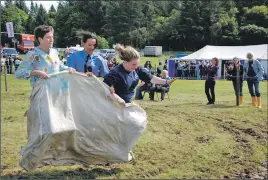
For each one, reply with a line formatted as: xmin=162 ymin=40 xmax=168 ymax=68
xmin=20 ymin=71 xmax=147 ymax=171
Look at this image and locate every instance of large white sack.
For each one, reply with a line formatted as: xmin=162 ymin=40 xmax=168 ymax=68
xmin=20 ymin=71 xmax=147 ymax=171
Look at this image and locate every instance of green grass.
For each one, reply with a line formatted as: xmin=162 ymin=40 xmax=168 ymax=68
xmin=1 ymin=69 xmax=267 ymax=178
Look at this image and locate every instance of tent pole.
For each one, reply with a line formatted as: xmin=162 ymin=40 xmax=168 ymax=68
xmin=223 ymin=64 xmax=226 ymax=79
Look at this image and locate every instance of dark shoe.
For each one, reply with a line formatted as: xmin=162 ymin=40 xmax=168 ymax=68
xmin=206 ymin=102 xmax=213 ymax=105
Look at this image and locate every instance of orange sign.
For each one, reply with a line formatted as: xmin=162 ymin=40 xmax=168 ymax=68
xmin=21 ymin=34 xmax=35 ymax=41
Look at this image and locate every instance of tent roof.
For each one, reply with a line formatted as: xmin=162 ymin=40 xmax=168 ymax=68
xmin=180 ymin=44 xmax=268 ymax=60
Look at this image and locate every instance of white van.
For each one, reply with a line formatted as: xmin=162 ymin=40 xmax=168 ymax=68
xmin=99 ymin=49 xmax=116 ymax=59
xmin=62 ymin=45 xmax=84 ymax=64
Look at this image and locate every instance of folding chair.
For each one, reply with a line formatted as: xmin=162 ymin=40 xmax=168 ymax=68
xmin=142 ymin=89 xmax=151 ymax=99
xmin=156 ymin=91 xmax=170 ymax=101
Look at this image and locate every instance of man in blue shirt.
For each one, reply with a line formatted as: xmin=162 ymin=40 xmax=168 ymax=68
xmin=67 ymin=32 xmax=109 ymax=77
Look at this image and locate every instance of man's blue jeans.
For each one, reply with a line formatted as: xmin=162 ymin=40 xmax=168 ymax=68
xmin=135 ymin=86 xmax=143 ymax=100
xmin=247 ymin=79 xmax=260 ymax=97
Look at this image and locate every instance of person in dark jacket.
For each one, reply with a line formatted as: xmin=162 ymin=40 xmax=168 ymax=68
xmin=103 ymin=44 xmax=176 ymax=103
xmin=226 ymin=57 xmax=244 ymax=105
xmin=205 ymin=57 xmax=219 ymax=105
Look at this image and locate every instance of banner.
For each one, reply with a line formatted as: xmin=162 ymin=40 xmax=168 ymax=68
xmin=6 ymin=22 xmax=14 ymax=38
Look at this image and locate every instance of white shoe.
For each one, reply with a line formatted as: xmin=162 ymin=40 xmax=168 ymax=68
xmin=128 ymin=151 xmax=135 ymax=163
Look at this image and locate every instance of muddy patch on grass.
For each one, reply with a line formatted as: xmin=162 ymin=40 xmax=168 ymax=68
xmin=196 ymin=136 xmax=215 ymax=143
xmin=235 ymin=136 xmax=249 ymax=143
xmin=232 ymin=163 xmax=267 ymax=179
xmin=3 ymin=166 xmax=123 ymax=179
xmin=220 ymin=124 xmax=241 ymax=135
xmin=243 ymin=128 xmax=263 ymax=139
xmin=218 ymin=123 xmax=266 ymax=142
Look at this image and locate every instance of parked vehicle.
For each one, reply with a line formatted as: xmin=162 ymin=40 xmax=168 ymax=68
xmin=2 ymin=47 xmax=19 ymax=59
xmin=99 ymin=49 xmax=116 ymax=59
xmin=61 ymin=46 xmax=84 ymax=64
xmin=15 ymin=34 xmax=35 ymax=53
xmin=144 ymin=46 xmax=162 ymax=57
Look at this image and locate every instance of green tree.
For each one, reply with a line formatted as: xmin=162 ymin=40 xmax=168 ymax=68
xmin=72 ymin=1 xmax=107 ymax=36
xmin=48 ymin=5 xmax=57 ymax=27
xmin=54 ymin=2 xmax=76 ymax=47
xmin=25 ymin=15 xmax=35 ymax=34
xmin=140 ymin=1 xmax=155 ymax=46
xmin=210 ymin=6 xmax=240 ymax=45
xmin=4 ymin=0 xmax=13 ymax=8
xmin=234 ymin=0 xmax=267 ymax=26
xmin=129 ymin=27 xmax=148 ymax=49
xmin=35 ymin=4 xmax=48 ymax=26
xmin=178 ymin=0 xmax=204 ymax=50
xmin=103 ymin=1 xmax=143 ymax=46
xmin=14 ymin=0 xmax=29 ymax=13
xmin=49 ymin=4 xmax=56 ymax=13
xmin=25 ymin=0 xmax=37 ymax=34
xmin=97 ymin=36 xmax=109 ymax=49
xmin=243 ymin=5 xmax=268 ymax=28
xmin=1 ymin=4 xmax=28 ymax=33
xmin=239 ymin=24 xmax=268 ymax=44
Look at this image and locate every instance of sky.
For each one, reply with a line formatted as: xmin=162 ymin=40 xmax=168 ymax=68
xmin=1 ymin=1 xmax=59 ymax=11
xmin=26 ymin=1 xmax=59 ymax=11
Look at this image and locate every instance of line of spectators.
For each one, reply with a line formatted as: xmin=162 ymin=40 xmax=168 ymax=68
xmin=1 ymin=56 xmax=21 ymax=74
xmin=175 ymin=60 xmax=211 ymax=80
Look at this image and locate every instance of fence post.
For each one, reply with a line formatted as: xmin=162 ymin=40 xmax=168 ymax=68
xmin=4 ymin=64 xmax=8 ymax=92
xmin=236 ymin=66 xmax=240 ymax=106
xmin=223 ymin=64 xmax=226 ymax=79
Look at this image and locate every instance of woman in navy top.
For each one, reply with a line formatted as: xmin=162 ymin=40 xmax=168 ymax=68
xmin=205 ymin=57 xmax=219 ymax=105
xmin=103 ymin=44 xmax=176 ymax=103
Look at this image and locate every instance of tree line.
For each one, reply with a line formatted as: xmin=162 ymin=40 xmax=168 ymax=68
xmin=1 ymin=0 xmax=268 ymax=51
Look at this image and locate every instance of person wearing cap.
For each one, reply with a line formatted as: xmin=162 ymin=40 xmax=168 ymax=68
xmin=243 ymin=52 xmax=264 ymax=108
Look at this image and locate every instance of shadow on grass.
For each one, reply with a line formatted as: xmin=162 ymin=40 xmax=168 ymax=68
xmin=180 ymin=103 xmax=236 ymax=108
xmin=2 ymin=167 xmax=123 ymax=179
xmin=208 ymin=104 xmax=237 ymax=108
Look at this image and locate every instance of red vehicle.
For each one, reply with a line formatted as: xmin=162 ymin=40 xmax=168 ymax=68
xmin=15 ymin=34 xmax=35 ymax=53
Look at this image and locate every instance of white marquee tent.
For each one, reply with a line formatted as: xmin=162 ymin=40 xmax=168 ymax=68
xmin=180 ymin=44 xmax=267 ymax=60
xmin=180 ymin=44 xmax=268 ymax=78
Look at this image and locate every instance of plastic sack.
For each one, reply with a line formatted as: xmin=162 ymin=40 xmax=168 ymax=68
xmin=20 ymin=71 xmax=147 ymax=171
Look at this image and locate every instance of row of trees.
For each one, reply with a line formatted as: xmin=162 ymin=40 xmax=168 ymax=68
xmin=1 ymin=0 xmax=268 ymax=51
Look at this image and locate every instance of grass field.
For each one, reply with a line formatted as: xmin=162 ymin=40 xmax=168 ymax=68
xmin=1 ymin=66 xmax=267 ymax=179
